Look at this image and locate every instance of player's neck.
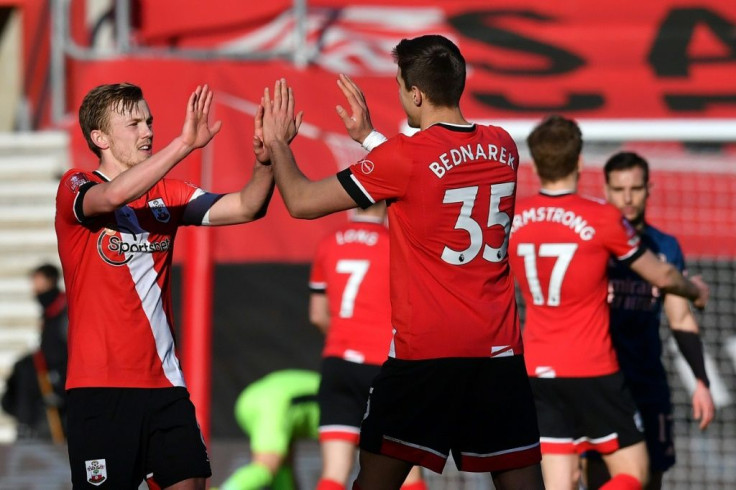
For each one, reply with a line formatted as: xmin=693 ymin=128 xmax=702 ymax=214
xmin=97 ymin=158 xmax=128 ymax=180
xmin=540 ymin=174 xmax=578 ymax=194
xmin=632 ymin=217 xmax=647 ymax=232
xmin=419 ymin=106 xmax=468 ymax=130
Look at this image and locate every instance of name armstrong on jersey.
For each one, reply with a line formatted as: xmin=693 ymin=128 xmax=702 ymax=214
xmin=97 ymin=227 xmax=172 ymax=266
xmin=429 ymin=142 xmax=516 ymax=179
xmin=512 ymin=207 xmax=596 ymax=241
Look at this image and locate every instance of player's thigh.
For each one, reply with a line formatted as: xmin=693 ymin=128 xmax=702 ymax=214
xmin=540 ymin=453 xmax=580 ymax=490
xmin=67 ymin=388 xmax=148 ymax=489
xmin=318 ymin=357 xmax=379 ymax=443
xmin=146 ymin=388 xmax=211 ymax=488
xmin=359 ymin=358 xmax=455 ymax=474
xmin=453 ymin=356 xmax=541 ymax=473
xmin=320 ymin=439 xmax=358 ymax=482
xmin=601 ymin=441 xmax=648 ymax=483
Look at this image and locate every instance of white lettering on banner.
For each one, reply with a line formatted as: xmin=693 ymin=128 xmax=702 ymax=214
xmin=511 ymin=207 xmax=596 ymax=241
xmin=221 ymin=7 xmax=449 ymax=76
xmin=429 ymin=143 xmax=516 ymax=178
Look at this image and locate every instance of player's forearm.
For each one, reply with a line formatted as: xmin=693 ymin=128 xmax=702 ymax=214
xmin=101 ymin=137 xmax=194 ymax=210
xmin=239 ymin=164 xmax=276 ymax=221
xmin=205 ymin=166 xmax=274 ymax=225
xmin=659 ymin=265 xmax=700 ymax=301
xmin=672 ymin=329 xmax=710 ymax=387
xmin=268 ymin=140 xmax=317 ymax=219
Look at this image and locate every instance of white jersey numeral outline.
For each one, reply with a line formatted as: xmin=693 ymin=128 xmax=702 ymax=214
xmin=441 ymin=182 xmax=515 ymax=265
xmin=335 ymin=259 xmax=370 ymax=318
xmin=516 ymin=243 xmax=578 ymax=306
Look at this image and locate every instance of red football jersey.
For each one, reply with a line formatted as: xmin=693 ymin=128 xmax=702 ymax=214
xmin=337 ymin=123 xmax=522 ymax=360
xmin=509 ymin=191 xmax=643 ymax=378
xmin=309 ymin=216 xmax=392 ymax=365
xmin=56 ymin=169 xmax=205 ymax=389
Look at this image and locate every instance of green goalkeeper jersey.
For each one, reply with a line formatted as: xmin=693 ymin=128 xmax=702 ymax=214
xmin=234 ymin=369 xmax=321 ymax=454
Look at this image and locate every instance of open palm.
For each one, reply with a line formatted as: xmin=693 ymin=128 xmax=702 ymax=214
xmin=181 ymin=84 xmax=222 ymax=149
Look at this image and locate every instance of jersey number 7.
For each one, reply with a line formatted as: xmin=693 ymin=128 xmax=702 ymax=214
xmin=335 ymin=259 xmax=370 ymax=318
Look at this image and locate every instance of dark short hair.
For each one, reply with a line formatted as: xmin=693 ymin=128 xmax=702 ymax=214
xmin=604 ymin=151 xmax=650 ymax=184
xmin=392 ymin=35 xmax=466 ymax=107
xmin=527 ymin=115 xmax=583 ymax=182
xmin=79 ymin=83 xmax=144 ymax=158
xmin=32 ymin=263 xmax=60 ymax=284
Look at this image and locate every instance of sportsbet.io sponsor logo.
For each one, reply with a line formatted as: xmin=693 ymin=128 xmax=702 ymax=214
xmin=97 ymin=226 xmax=171 ymax=266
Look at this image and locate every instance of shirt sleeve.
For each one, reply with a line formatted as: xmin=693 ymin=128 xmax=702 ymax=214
xmin=309 ymin=238 xmax=328 ymax=294
xmin=669 ymin=236 xmax=686 ymax=273
xmin=171 ymin=180 xmax=222 ymax=226
xmin=600 ymin=204 xmax=645 ymax=265
xmin=56 ymin=170 xmax=98 ymax=226
xmin=337 ymin=136 xmax=412 ymax=208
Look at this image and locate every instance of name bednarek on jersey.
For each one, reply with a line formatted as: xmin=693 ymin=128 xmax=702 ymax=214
xmin=429 ymin=143 xmax=516 ymax=178
xmin=511 ymin=207 xmax=596 ymax=241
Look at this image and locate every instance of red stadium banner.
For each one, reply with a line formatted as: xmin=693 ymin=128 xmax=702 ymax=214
xmin=62 ymin=0 xmax=736 ymax=261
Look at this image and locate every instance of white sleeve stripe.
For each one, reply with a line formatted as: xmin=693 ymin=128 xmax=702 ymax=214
xmin=350 ymin=174 xmax=376 ymax=204
xmin=617 ymin=246 xmax=640 ymax=261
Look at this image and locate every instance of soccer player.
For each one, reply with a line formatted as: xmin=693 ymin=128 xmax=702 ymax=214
xmin=213 ymin=370 xmax=321 ymax=490
xmin=508 ymin=115 xmax=709 ymax=490
xmin=582 ymin=151 xmax=715 ymax=489
xmin=309 ymin=202 xmax=425 ymax=490
xmin=55 ymin=83 xmax=300 ymax=489
xmin=260 ymin=34 xmax=545 ymax=490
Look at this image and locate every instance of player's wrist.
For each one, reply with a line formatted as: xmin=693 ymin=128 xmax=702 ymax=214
xmin=173 ymin=135 xmax=196 ymax=154
xmin=673 ymin=330 xmax=710 ymax=387
xmin=361 ymin=130 xmax=388 ymax=152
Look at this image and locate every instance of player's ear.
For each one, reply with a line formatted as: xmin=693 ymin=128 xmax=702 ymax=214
xmin=576 ymin=156 xmax=583 ymax=173
xmin=411 ymin=87 xmax=422 ymax=107
xmin=91 ymin=130 xmax=109 ymax=151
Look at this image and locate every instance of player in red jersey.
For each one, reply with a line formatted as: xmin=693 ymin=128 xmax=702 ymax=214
xmin=55 ymin=83 xmax=300 ymax=489
xmin=508 ymin=115 xmax=709 ymax=490
xmin=260 ymin=35 xmax=544 ymax=490
xmin=310 ymin=202 xmax=425 ymax=490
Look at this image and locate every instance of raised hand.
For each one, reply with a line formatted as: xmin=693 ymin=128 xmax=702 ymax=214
xmin=335 ymin=73 xmax=374 ymax=143
xmin=181 ymin=84 xmax=223 ymax=150
xmin=253 ymin=104 xmax=270 ymax=164
xmin=261 ymin=79 xmax=303 ymax=148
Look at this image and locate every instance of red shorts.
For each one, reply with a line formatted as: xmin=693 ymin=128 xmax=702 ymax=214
xmin=359 ymin=355 xmax=541 ymax=474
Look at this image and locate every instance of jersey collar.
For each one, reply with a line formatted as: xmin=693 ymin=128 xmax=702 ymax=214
xmin=430 ymin=122 xmax=476 ymax=132
xmin=93 ymin=170 xmax=111 ymax=182
xmin=539 ymin=188 xmax=575 ymax=197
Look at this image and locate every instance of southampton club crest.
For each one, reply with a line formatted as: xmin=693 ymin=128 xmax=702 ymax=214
xmin=147 ymin=198 xmax=171 ymax=223
xmin=85 ymin=459 xmax=107 ymax=486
